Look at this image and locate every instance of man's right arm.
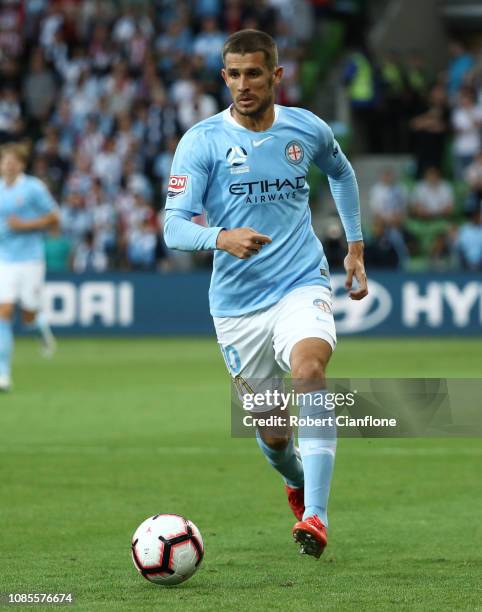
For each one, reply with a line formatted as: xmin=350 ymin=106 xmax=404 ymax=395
xmin=163 ymin=209 xmax=224 ymax=251
xmin=164 ymin=210 xmax=271 ymax=259
xmin=163 ymin=128 xmax=271 ymax=258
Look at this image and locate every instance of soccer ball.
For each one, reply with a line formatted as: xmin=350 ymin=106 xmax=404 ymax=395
xmin=131 ymin=514 xmax=204 ymax=586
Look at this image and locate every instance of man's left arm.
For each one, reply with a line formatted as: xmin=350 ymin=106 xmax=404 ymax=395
xmin=8 ymin=180 xmax=60 ymax=232
xmin=8 ymin=211 xmax=59 ymax=232
xmin=314 ymin=127 xmax=368 ymax=300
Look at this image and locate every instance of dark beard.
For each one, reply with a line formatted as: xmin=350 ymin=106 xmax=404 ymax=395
xmin=233 ymin=93 xmax=274 ymax=119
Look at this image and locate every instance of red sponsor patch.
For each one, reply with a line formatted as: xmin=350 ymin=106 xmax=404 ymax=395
xmin=167 ymin=175 xmax=188 ymax=198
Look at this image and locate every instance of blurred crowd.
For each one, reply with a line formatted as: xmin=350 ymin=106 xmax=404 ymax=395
xmin=322 ymin=159 xmax=482 ymax=272
xmin=362 ymin=164 xmax=482 ymax=271
xmin=338 ymin=39 xmax=482 ymax=271
xmin=0 ymin=0 xmax=313 ymax=272
xmin=342 ymin=40 xmax=482 ymax=172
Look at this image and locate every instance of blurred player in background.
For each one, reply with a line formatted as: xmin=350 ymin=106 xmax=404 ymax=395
xmin=164 ymin=30 xmax=368 ymax=558
xmin=0 ymin=143 xmax=59 ymax=392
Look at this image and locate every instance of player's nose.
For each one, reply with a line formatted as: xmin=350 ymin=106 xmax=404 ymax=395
xmin=237 ymin=76 xmax=249 ymax=92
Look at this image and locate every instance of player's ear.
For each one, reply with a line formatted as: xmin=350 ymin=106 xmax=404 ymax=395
xmin=221 ymin=68 xmax=228 ymax=86
xmin=273 ymin=66 xmax=283 ymax=85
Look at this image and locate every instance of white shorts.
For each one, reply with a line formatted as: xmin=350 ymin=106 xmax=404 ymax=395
xmin=214 ymin=285 xmax=336 ymax=409
xmin=0 ymin=261 xmax=45 ymax=311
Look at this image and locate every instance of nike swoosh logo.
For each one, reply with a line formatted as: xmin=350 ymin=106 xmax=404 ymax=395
xmin=252 ymin=136 xmax=273 ymax=147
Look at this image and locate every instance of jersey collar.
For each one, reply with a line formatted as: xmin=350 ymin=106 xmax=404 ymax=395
xmin=4 ymin=173 xmax=26 ymax=188
xmin=223 ymin=104 xmax=280 ymax=133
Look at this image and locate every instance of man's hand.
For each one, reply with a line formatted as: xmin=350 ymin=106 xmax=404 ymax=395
xmin=344 ymin=240 xmax=368 ymax=300
xmin=7 ymin=215 xmax=32 ymax=231
xmin=216 ymin=228 xmax=272 ymax=259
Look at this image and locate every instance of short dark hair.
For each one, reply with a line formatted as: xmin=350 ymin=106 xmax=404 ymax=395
xmin=222 ymin=29 xmax=278 ymax=71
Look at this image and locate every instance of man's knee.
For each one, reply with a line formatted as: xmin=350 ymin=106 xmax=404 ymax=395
xmin=290 ymin=338 xmax=332 ymax=386
xmin=21 ymin=309 xmax=36 ymax=325
xmin=258 ymin=430 xmax=291 ymax=450
xmin=0 ymin=303 xmax=14 ymax=320
xmin=291 ymin=358 xmax=326 ymax=384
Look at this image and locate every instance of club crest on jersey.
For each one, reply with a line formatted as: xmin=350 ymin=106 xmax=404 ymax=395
xmin=313 ymin=298 xmax=332 ymax=314
xmin=226 ymin=146 xmax=250 ymax=174
xmin=167 ymin=175 xmax=188 ymax=198
xmin=285 ymin=141 xmax=304 ymax=165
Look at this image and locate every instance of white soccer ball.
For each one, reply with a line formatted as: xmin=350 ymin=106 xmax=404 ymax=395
xmin=131 ymin=514 xmax=204 ymax=586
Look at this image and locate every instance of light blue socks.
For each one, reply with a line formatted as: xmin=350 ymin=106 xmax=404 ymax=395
xmin=0 ymin=319 xmax=13 ymax=377
xmin=24 ymin=312 xmax=55 ymax=354
xmin=256 ymin=429 xmax=304 ymax=489
xmin=24 ymin=312 xmax=47 ymax=336
xmin=298 ymin=390 xmax=337 ymax=526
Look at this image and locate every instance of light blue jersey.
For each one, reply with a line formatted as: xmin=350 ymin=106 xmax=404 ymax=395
xmin=164 ymin=105 xmax=362 ymax=317
xmin=0 ymin=174 xmax=58 ymax=262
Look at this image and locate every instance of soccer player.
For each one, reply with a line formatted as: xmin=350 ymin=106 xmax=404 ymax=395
xmin=0 ymin=143 xmax=59 ymax=392
xmin=164 ymin=30 xmax=368 ymax=558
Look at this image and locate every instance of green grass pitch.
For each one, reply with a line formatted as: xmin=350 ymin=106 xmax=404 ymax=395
xmin=1 ymin=337 xmax=481 ymax=611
